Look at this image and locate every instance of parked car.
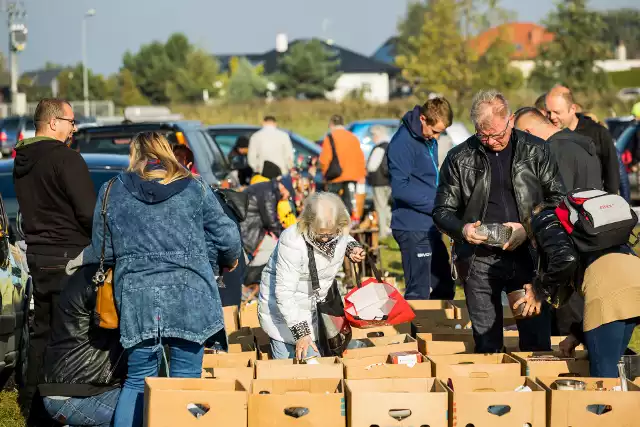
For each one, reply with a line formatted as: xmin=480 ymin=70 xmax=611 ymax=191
xmin=71 ymin=121 xmax=230 ymax=186
xmin=606 ymin=116 xmax=636 ymax=141
xmin=346 ymin=118 xmax=472 ymax=159
xmin=0 ymin=116 xmax=36 ymax=157
xmin=615 ymin=121 xmax=640 ymax=201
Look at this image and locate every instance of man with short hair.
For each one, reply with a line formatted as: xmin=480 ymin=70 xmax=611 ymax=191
xmin=434 ymin=90 xmax=565 ymax=353
xmin=546 ymin=86 xmax=619 ymax=193
xmin=366 ymin=125 xmax=392 ymax=239
xmin=514 ymin=107 xmax=602 ymax=191
xmin=14 ymin=98 xmax=97 ymax=425
xmin=387 ymin=98 xmax=455 ymax=300
xmin=534 ymin=93 xmax=547 ymax=116
xmin=247 ymin=115 xmax=294 ymax=176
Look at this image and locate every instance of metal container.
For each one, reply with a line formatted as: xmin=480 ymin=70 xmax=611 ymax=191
xmin=507 ymin=289 xmax=527 ymax=319
xmin=554 ymin=379 xmax=586 ymax=391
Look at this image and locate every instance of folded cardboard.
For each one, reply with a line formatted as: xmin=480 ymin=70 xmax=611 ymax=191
xmin=538 ymin=376 xmax=640 ymax=427
xmin=511 ymin=351 xmax=590 ymax=377
xmin=447 ymin=376 xmax=546 ymax=427
xmin=223 ymin=305 xmax=240 ymax=334
xmin=249 ymin=378 xmax=345 ymax=427
xmin=429 ymin=353 xmax=521 ymax=379
xmin=346 ymin=378 xmax=448 ymax=427
xmin=342 ymin=334 xmax=418 ymax=359
xmin=255 ymin=357 xmax=343 ymax=379
xmin=350 ymin=323 xmax=411 ymax=339
xmin=419 ymin=338 xmax=475 ymax=356
xmin=144 ymin=377 xmax=247 ymax=427
xmin=343 ymin=353 xmax=433 ymax=379
xmin=201 ymin=353 xmax=255 ymax=390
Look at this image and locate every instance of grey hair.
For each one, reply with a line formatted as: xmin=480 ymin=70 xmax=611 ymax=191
xmin=297 ymin=192 xmax=351 ymax=236
xmin=470 ymin=89 xmax=511 ymax=130
xmin=370 ymin=125 xmax=390 ymax=142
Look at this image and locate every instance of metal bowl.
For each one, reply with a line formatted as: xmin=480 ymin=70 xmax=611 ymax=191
xmin=554 ymin=379 xmax=586 ymax=391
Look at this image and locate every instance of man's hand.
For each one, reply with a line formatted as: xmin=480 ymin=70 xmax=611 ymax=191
xmin=225 ymin=259 xmax=239 ymax=273
xmin=462 ymin=221 xmax=488 ymax=245
xmin=295 ymin=335 xmax=319 ymax=360
xmin=348 ymin=247 xmax=366 ymax=263
xmin=502 ymin=222 xmax=527 ymax=251
xmin=559 ymin=334 xmax=580 ymax=358
xmin=513 ymin=283 xmax=542 ymax=317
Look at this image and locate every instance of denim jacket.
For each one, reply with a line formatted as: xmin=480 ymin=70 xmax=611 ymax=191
xmin=81 ymin=173 xmax=242 ymax=349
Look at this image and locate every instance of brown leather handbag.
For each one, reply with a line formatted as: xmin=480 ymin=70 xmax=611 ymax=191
xmin=93 ymin=178 xmax=118 ymax=329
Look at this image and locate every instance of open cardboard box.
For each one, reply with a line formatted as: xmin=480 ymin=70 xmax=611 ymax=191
xmin=447 ymin=376 xmax=546 ymax=427
xmin=223 ymin=305 xmax=240 ymax=335
xmin=343 ymin=353 xmax=432 ymax=379
xmin=538 ymin=376 xmax=640 ymax=427
xmin=412 ymin=318 xmax=474 ymax=339
xmin=144 ymin=378 xmax=248 ymax=427
xmin=408 ymin=300 xmax=458 ymax=320
xmin=346 ymin=378 xmax=449 ymax=427
xmin=202 ymin=352 xmax=255 ymax=390
xmin=343 ymin=334 xmax=418 ymax=359
xmin=429 ymin=353 xmax=521 ymax=379
xmin=350 ymin=323 xmax=411 ymax=340
xmin=419 ymin=337 xmax=475 ymax=356
xmin=503 ymin=334 xmax=586 ymax=353
xmin=255 ymin=357 xmax=343 ymax=379
xmin=248 ymin=378 xmax=345 ymax=427
xmin=511 ymin=350 xmax=590 ymax=377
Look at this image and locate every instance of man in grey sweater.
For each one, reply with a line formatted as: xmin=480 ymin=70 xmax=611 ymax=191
xmin=248 ymin=116 xmax=294 ymax=176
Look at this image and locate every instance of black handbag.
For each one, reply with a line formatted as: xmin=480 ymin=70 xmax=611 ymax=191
xmin=0 ymin=193 xmax=10 ymax=269
xmin=324 ymin=133 xmax=343 ymax=182
xmin=215 ymin=188 xmax=249 ymax=222
xmin=305 ymin=241 xmax=351 ymax=357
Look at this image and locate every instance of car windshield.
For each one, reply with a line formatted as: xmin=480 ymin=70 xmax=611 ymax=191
xmin=71 ymin=130 xmax=179 ymax=155
xmin=1 ymin=118 xmax=21 ymax=131
xmin=616 ymin=123 xmax=639 ymax=152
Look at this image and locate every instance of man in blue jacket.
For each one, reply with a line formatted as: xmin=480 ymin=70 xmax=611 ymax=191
xmin=388 ymin=98 xmax=455 ymax=300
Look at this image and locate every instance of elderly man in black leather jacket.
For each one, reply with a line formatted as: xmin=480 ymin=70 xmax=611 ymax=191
xmin=434 ymin=89 xmax=565 ymax=353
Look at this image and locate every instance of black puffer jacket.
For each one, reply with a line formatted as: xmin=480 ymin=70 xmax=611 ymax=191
xmin=39 ymin=264 xmax=126 ymax=397
xmin=239 ymin=180 xmax=283 ymax=255
xmin=434 ymin=130 xmax=565 ymax=262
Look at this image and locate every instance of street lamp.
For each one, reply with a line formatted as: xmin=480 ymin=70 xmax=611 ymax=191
xmin=82 ymin=9 xmax=96 ymax=117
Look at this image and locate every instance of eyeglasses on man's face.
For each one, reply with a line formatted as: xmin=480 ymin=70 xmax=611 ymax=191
xmin=56 ymin=117 xmax=76 ymax=126
xmin=476 ymin=118 xmax=510 ymax=143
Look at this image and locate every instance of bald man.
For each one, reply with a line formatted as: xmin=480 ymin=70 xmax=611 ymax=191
xmin=545 ymin=86 xmax=619 ymax=193
xmin=514 ymin=107 xmax=602 ymax=191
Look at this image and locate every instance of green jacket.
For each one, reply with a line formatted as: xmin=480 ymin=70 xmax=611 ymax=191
xmin=15 ymin=136 xmax=59 ymax=149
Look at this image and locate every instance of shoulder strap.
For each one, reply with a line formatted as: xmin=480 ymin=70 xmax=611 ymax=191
xmin=96 ymin=178 xmax=118 ymax=276
xmin=304 ymin=240 xmax=321 ymax=294
xmin=328 ymin=133 xmax=338 ymax=157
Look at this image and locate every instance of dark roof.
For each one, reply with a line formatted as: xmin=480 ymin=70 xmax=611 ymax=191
xmin=217 ymin=39 xmax=400 ymax=75
xmin=21 ymin=68 xmax=65 ymax=87
xmin=371 ymin=37 xmax=398 ymax=66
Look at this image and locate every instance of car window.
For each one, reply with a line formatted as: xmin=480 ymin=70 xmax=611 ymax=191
xmin=209 ymin=132 xmax=254 ymax=156
xmin=616 ymin=124 xmax=639 ymax=152
xmin=25 ymin=119 xmax=35 ymax=131
xmin=1 ymin=118 xmax=21 ymax=131
xmin=71 ymin=130 xmax=175 ymax=155
xmin=185 ymin=130 xmax=228 ymax=184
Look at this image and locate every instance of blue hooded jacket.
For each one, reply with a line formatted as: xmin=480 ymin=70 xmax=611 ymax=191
xmin=82 ymin=172 xmax=242 ymax=349
xmin=387 ymin=106 xmax=439 ymax=232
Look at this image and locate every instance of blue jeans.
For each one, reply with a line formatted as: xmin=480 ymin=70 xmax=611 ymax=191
xmin=270 ymin=339 xmax=321 ymax=359
xmin=43 ymin=388 xmax=120 ymax=427
xmin=392 ymin=229 xmax=455 ymax=300
xmin=584 ymin=318 xmax=639 ymax=378
xmin=113 ymin=338 xmax=204 ymax=427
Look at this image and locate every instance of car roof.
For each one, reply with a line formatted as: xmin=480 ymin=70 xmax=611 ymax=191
xmin=75 ymin=121 xmax=203 ymax=135
xmin=207 ymin=124 xmax=261 ymax=131
xmin=0 ymin=153 xmax=130 ymax=173
xmin=347 ymin=119 xmax=401 ymax=126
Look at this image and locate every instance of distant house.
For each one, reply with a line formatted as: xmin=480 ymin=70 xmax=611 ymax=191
xmin=20 ymin=68 xmax=66 ymax=97
xmin=217 ymin=38 xmax=401 ymax=103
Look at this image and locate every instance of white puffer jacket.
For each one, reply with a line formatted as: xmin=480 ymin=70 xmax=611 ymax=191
xmin=258 ymin=223 xmax=356 ymax=344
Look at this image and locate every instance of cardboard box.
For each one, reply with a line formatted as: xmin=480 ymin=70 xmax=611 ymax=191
xmin=255 ymin=357 xmax=343 ymax=379
xmin=343 ymin=353 xmax=433 ymax=380
xmin=408 ymin=300 xmax=458 ymax=320
xmin=350 ymin=323 xmax=411 ymax=339
xmin=429 ymin=353 xmax=521 ymax=379
xmin=144 ymin=378 xmax=247 ymax=427
xmin=538 ymin=376 xmax=640 ymax=427
xmin=419 ymin=338 xmax=475 ymax=356
xmin=223 ymin=305 xmax=240 ymax=335
xmin=202 ymin=353 xmax=255 ymax=390
xmin=451 ymin=299 xmax=514 ymax=320
xmin=503 ymin=334 xmax=586 ymax=353
xmin=511 ymin=351 xmax=590 ymax=377
xmin=240 ymin=302 xmax=260 ymax=329
xmin=412 ymin=318 xmax=474 ymax=339
xmin=346 ymin=378 xmax=449 ymax=427
xmin=447 ymin=376 xmax=546 ymax=427
xmin=249 ymin=378 xmax=345 ymax=427
xmin=343 ymin=334 xmax=418 ymax=359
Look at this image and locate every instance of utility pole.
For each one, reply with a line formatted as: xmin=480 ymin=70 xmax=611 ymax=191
xmin=82 ymin=9 xmax=96 ymax=117
xmin=5 ymin=1 xmax=27 ymax=114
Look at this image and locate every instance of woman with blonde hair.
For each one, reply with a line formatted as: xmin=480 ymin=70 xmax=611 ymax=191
xmin=70 ymin=132 xmax=242 ymax=426
xmin=258 ymin=192 xmax=365 ymax=359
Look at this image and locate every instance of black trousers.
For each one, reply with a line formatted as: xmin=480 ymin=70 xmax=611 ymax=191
xmin=327 ymin=181 xmax=355 ymax=214
xmin=20 ymin=251 xmax=78 ymax=427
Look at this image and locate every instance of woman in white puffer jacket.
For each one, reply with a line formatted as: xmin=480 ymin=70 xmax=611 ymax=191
xmin=258 ymin=192 xmax=365 ymax=359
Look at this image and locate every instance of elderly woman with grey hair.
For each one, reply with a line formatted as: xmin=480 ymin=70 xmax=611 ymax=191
xmin=258 ymin=192 xmax=365 ymax=359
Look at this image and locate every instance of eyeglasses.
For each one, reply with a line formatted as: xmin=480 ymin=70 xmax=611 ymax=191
xmin=56 ymin=117 xmax=76 ymax=126
xmin=476 ymin=118 xmax=510 ymax=142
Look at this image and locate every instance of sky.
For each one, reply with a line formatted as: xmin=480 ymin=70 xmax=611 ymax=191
xmin=1 ymin=0 xmax=638 ymax=76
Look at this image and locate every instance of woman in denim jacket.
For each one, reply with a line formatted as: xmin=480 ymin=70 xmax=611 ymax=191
xmin=71 ymin=132 xmax=242 ymax=427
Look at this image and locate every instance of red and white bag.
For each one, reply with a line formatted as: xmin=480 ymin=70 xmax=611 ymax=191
xmin=555 ymin=188 xmax=637 ymax=252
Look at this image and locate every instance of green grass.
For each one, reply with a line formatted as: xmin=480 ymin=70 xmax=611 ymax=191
xmin=0 ymin=390 xmax=22 ymax=427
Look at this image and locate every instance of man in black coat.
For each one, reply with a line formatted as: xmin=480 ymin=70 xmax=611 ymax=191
xmin=546 ymin=86 xmax=619 ymax=193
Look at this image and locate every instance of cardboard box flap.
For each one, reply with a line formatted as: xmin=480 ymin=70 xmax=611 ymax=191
xmin=239 ymin=302 xmax=260 ymax=329
xmin=413 ymin=318 xmax=473 ymax=330
xmin=146 ymin=377 xmax=245 ymax=392
xmin=223 ymin=306 xmax=239 ymax=334
xmin=419 ymin=339 xmax=475 ymax=356
xmin=450 ymin=376 xmax=543 ymax=392
xmin=255 ymin=357 xmax=343 ymax=379
xmin=368 ymin=333 xmax=415 ymax=347
xmin=251 ymin=378 xmax=342 ymax=394
xmin=202 ymin=353 xmax=253 ymax=369
xmin=346 ymin=378 xmax=438 ymax=393
xmin=408 ymin=300 xmax=453 ymax=311
xmin=537 ymin=376 xmax=640 ymax=391
xmin=429 ymin=353 xmax=518 ymax=365
xmin=512 ymin=350 xmax=588 ymax=360
xmin=350 ymin=323 xmax=411 ymax=339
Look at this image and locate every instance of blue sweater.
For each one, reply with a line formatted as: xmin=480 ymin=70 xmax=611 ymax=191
xmin=388 ymin=106 xmax=439 ymax=232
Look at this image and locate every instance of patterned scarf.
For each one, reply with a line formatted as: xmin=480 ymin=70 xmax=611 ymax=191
xmin=304 ymin=232 xmax=339 ymax=259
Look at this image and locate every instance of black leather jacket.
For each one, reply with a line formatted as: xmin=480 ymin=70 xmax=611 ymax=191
xmin=434 ymin=130 xmax=565 ymax=262
xmin=39 ymin=264 xmax=126 ymax=397
xmin=240 ymin=180 xmax=283 ymax=255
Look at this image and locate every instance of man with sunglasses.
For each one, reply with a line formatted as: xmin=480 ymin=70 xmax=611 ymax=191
xmin=13 ymin=98 xmax=96 ymax=426
xmin=434 ymin=90 xmax=565 ymax=354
